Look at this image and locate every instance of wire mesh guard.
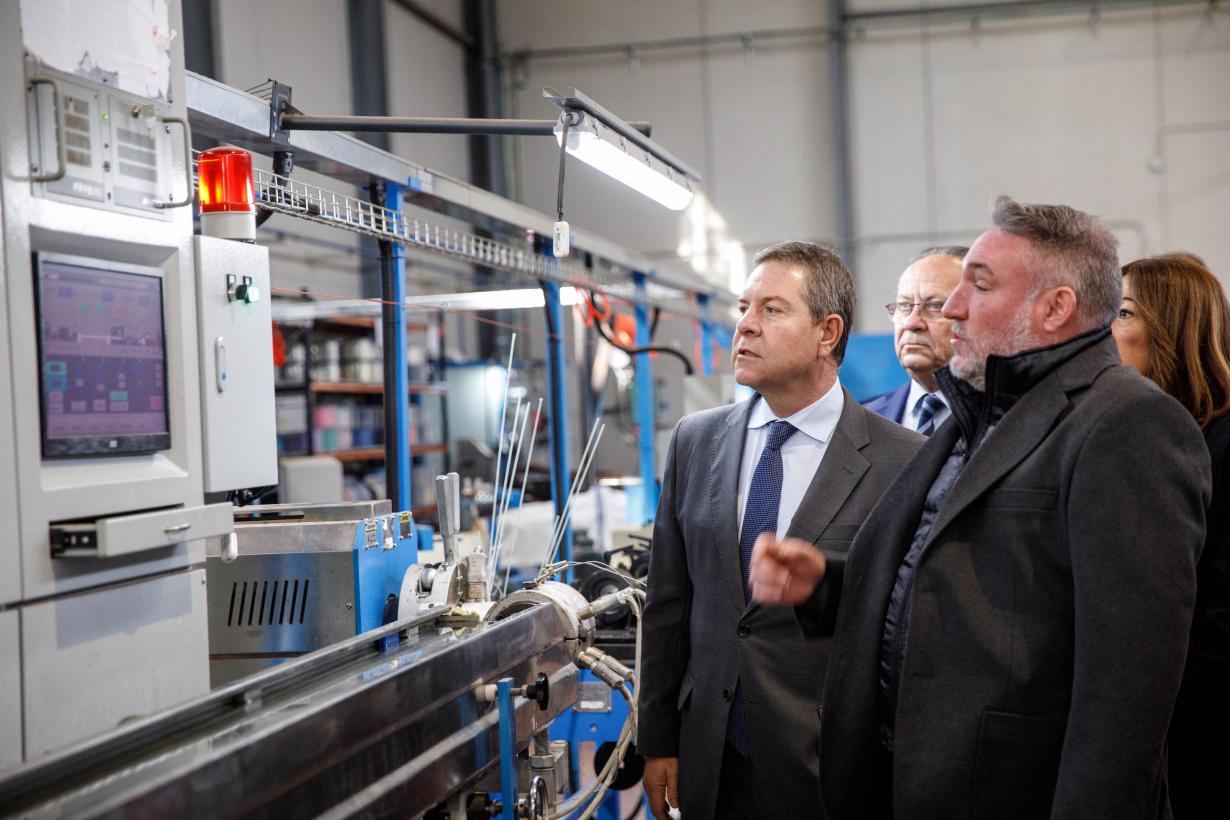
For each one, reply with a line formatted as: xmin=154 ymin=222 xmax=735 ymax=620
xmin=247 ymin=167 xmax=706 ymax=319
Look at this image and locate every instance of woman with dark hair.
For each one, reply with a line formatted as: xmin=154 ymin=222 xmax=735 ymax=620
xmin=1114 ymin=253 xmax=1230 ymax=819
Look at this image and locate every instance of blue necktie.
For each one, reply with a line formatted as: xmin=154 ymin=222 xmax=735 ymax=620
xmin=727 ymin=419 xmax=797 ymax=758
xmin=916 ymin=393 xmax=945 ymax=437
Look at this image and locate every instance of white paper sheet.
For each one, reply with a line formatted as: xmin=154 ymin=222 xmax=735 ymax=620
xmin=21 ymin=0 xmax=173 ymax=101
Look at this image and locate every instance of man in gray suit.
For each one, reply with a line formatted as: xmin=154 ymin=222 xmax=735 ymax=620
xmin=750 ymin=198 xmax=1210 ymax=819
xmin=639 ymin=241 xmax=923 ymax=820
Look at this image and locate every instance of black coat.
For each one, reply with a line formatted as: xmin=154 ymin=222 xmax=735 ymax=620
xmin=800 ymin=332 xmax=1210 ymax=820
xmin=1169 ymin=411 xmax=1230 ymax=819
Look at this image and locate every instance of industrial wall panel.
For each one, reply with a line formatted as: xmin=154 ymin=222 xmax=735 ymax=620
xmin=20 ymin=568 xmax=209 ymax=761
xmin=0 ymin=610 xmax=20 ymax=769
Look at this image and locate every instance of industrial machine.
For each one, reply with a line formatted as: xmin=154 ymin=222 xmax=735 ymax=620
xmin=206 ymin=500 xmax=420 ymax=686
xmin=0 ymin=0 xmax=277 ymax=766
xmin=0 ymin=571 xmax=643 ymax=819
xmin=1 ymin=2 xmax=665 ymax=814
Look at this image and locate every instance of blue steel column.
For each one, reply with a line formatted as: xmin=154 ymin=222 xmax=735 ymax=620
xmin=697 ymin=292 xmax=715 ymax=378
xmin=496 ymin=678 xmax=517 ymax=820
xmin=633 ymin=273 xmax=658 ymax=523
xmin=541 ymin=277 xmax=573 ymax=580
xmin=382 ymin=182 xmax=412 ymax=511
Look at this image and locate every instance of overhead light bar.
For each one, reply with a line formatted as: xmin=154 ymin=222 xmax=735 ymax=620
xmin=545 ymin=87 xmax=700 ymax=212
xmin=554 ymin=116 xmax=693 ymax=210
xmin=269 ymin=287 xmax=579 ymax=322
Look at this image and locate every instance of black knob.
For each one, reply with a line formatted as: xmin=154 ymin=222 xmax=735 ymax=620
xmin=523 ymin=672 xmax=550 ymax=711
xmin=736 ymin=623 xmax=751 ymax=638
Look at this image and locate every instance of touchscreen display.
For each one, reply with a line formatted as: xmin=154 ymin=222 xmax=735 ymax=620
xmin=36 ymin=255 xmax=171 ymax=457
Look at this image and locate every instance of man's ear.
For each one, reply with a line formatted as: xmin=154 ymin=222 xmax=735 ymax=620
xmin=817 ymin=314 xmax=844 ymax=359
xmin=1040 ymin=286 xmax=1078 ymax=334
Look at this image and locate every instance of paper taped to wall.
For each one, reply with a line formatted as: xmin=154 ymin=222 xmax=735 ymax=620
xmin=20 ymin=0 xmax=174 ymax=101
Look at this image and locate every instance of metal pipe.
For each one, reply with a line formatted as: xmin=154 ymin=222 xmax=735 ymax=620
xmin=541 ymin=277 xmax=574 ymax=583
xmin=391 ymin=0 xmax=474 ymax=48
xmin=281 ymin=114 xmax=653 ymax=137
xmin=633 ymin=273 xmax=659 ymax=523
xmin=502 ymin=0 xmax=1204 ymax=63
xmin=828 ymin=0 xmax=855 ymax=268
xmin=843 ymin=0 xmax=1197 ymax=23
xmin=698 ymin=293 xmax=715 ymax=378
xmin=379 ymin=182 xmax=412 ymax=512
xmin=505 ymin=24 xmax=835 ymax=63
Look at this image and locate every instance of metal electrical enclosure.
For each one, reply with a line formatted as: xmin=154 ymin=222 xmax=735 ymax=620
xmin=194 ymin=235 xmax=277 ymax=493
xmin=0 ymin=0 xmax=224 ymax=764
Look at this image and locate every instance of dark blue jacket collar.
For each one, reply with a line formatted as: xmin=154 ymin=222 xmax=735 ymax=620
xmin=936 ymin=325 xmax=1113 ymax=452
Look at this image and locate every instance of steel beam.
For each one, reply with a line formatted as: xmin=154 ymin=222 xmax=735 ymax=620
xmin=379 ymin=183 xmax=413 ymax=512
xmin=0 ymin=606 xmax=578 ymax=818
xmin=633 ymin=273 xmax=658 ymax=522
xmin=184 ymin=73 xmax=732 ymax=308
xmin=541 ymin=278 xmax=573 ymax=581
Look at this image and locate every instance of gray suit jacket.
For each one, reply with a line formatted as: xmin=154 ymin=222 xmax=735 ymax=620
xmin=803 ymin=335 xmax=1211 ymax=820
xmin=639 ymin=388 xmax=923 ymax=819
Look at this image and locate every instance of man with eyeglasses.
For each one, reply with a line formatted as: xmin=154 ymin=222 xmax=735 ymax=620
xmin=863 ymin=247 xmax=966 ymax=436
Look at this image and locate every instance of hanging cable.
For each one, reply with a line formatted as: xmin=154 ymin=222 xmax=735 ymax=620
xmin=556 ymin=112 xmax=577 ymax=222
xmin=587 ymin=291 xmax=694 ymax=375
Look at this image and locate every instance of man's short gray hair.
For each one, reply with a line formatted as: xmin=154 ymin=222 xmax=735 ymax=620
xmin=990 ymin=196 xmax=1121 ymax=328
xmin=752 ymin=240 xmax=856 ymax=364
xmin=908 ymin=245 xmax=969 ymax=265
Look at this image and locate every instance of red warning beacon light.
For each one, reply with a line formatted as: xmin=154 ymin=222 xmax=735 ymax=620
xmin=197 ymin=147 xmax=256 ymax=241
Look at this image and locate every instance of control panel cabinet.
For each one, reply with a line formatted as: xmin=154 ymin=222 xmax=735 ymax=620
xmin=195 ymin=235 xmax=278 ymax=493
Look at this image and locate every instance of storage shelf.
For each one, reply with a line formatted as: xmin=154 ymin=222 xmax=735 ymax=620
xmin=308 ymin=443 xmax=448 ymax=462
xmin=275 ymin=381 xmax=447 ymax=395
xmin=313 ymin=316 xmax=432 ymax=332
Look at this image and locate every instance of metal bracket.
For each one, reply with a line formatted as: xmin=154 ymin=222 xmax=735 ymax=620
xmin=268 ymin=80 xmax=296 ymax=147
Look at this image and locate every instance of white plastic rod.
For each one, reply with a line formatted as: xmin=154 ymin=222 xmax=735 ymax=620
xmin=490 ymin=333 xmax=516 ymax=540
xmin=543 ymin=420 xmax=604 ymax=571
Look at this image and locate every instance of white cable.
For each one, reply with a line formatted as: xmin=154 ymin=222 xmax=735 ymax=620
xmin=490 ymin=398 xmax=523 ymax=561
xmin=488 ymin=401 xmax=529 ymax=592
xmin=489 ymin=333 xmax=516 ymax=550
xmin=546 ymin=421 xmax=602 ymax=568
xmin=542 ymin=421 xmax=604 ymax=572
xmin=545 ymin=562 xmax=645 ymax=819
xmin=572 ymin=685 xmax=637 ymax=820
xmin=495 ymin=401 xmax=530 ymax=554
xmin=496 ymin=398 xmax=543 ymax=598
xmin=545 ymin=418 xmax=601 ymax=556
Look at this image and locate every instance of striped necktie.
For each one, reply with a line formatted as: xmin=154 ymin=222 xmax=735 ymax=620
xmin=917 ymin=393 xmax=945 ymax=436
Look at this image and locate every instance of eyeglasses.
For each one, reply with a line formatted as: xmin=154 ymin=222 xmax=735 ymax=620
xmin=886 ymin=300 xmax=946 ymax=321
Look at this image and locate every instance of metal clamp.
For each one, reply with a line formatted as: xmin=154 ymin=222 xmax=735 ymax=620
xmin=155 ymin=116 xmax=193 ymax=208
xmin=526 ymin=775 xmax=550 ymax=819
xmin=28 ymin=76 xmax=66 ymax=182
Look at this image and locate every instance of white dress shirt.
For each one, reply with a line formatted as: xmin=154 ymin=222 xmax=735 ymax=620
xmin=737 ymin=379 xmax=845 ymax=539
xmin=904 ymin=379 xmax=951 ymax=433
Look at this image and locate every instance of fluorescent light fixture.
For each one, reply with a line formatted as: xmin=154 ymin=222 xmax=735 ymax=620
xmin=555 ymin=117 xmax=693 ymax=210
xmin=408 ymin=287 xmax=579 ymax=311
xmin=546 ymin=87 xmax=701 ymax=212
xmin=598 ymin=475 xmax=644 ymax=487
xmin=269 ymin=287 xmax=579 ymax=321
